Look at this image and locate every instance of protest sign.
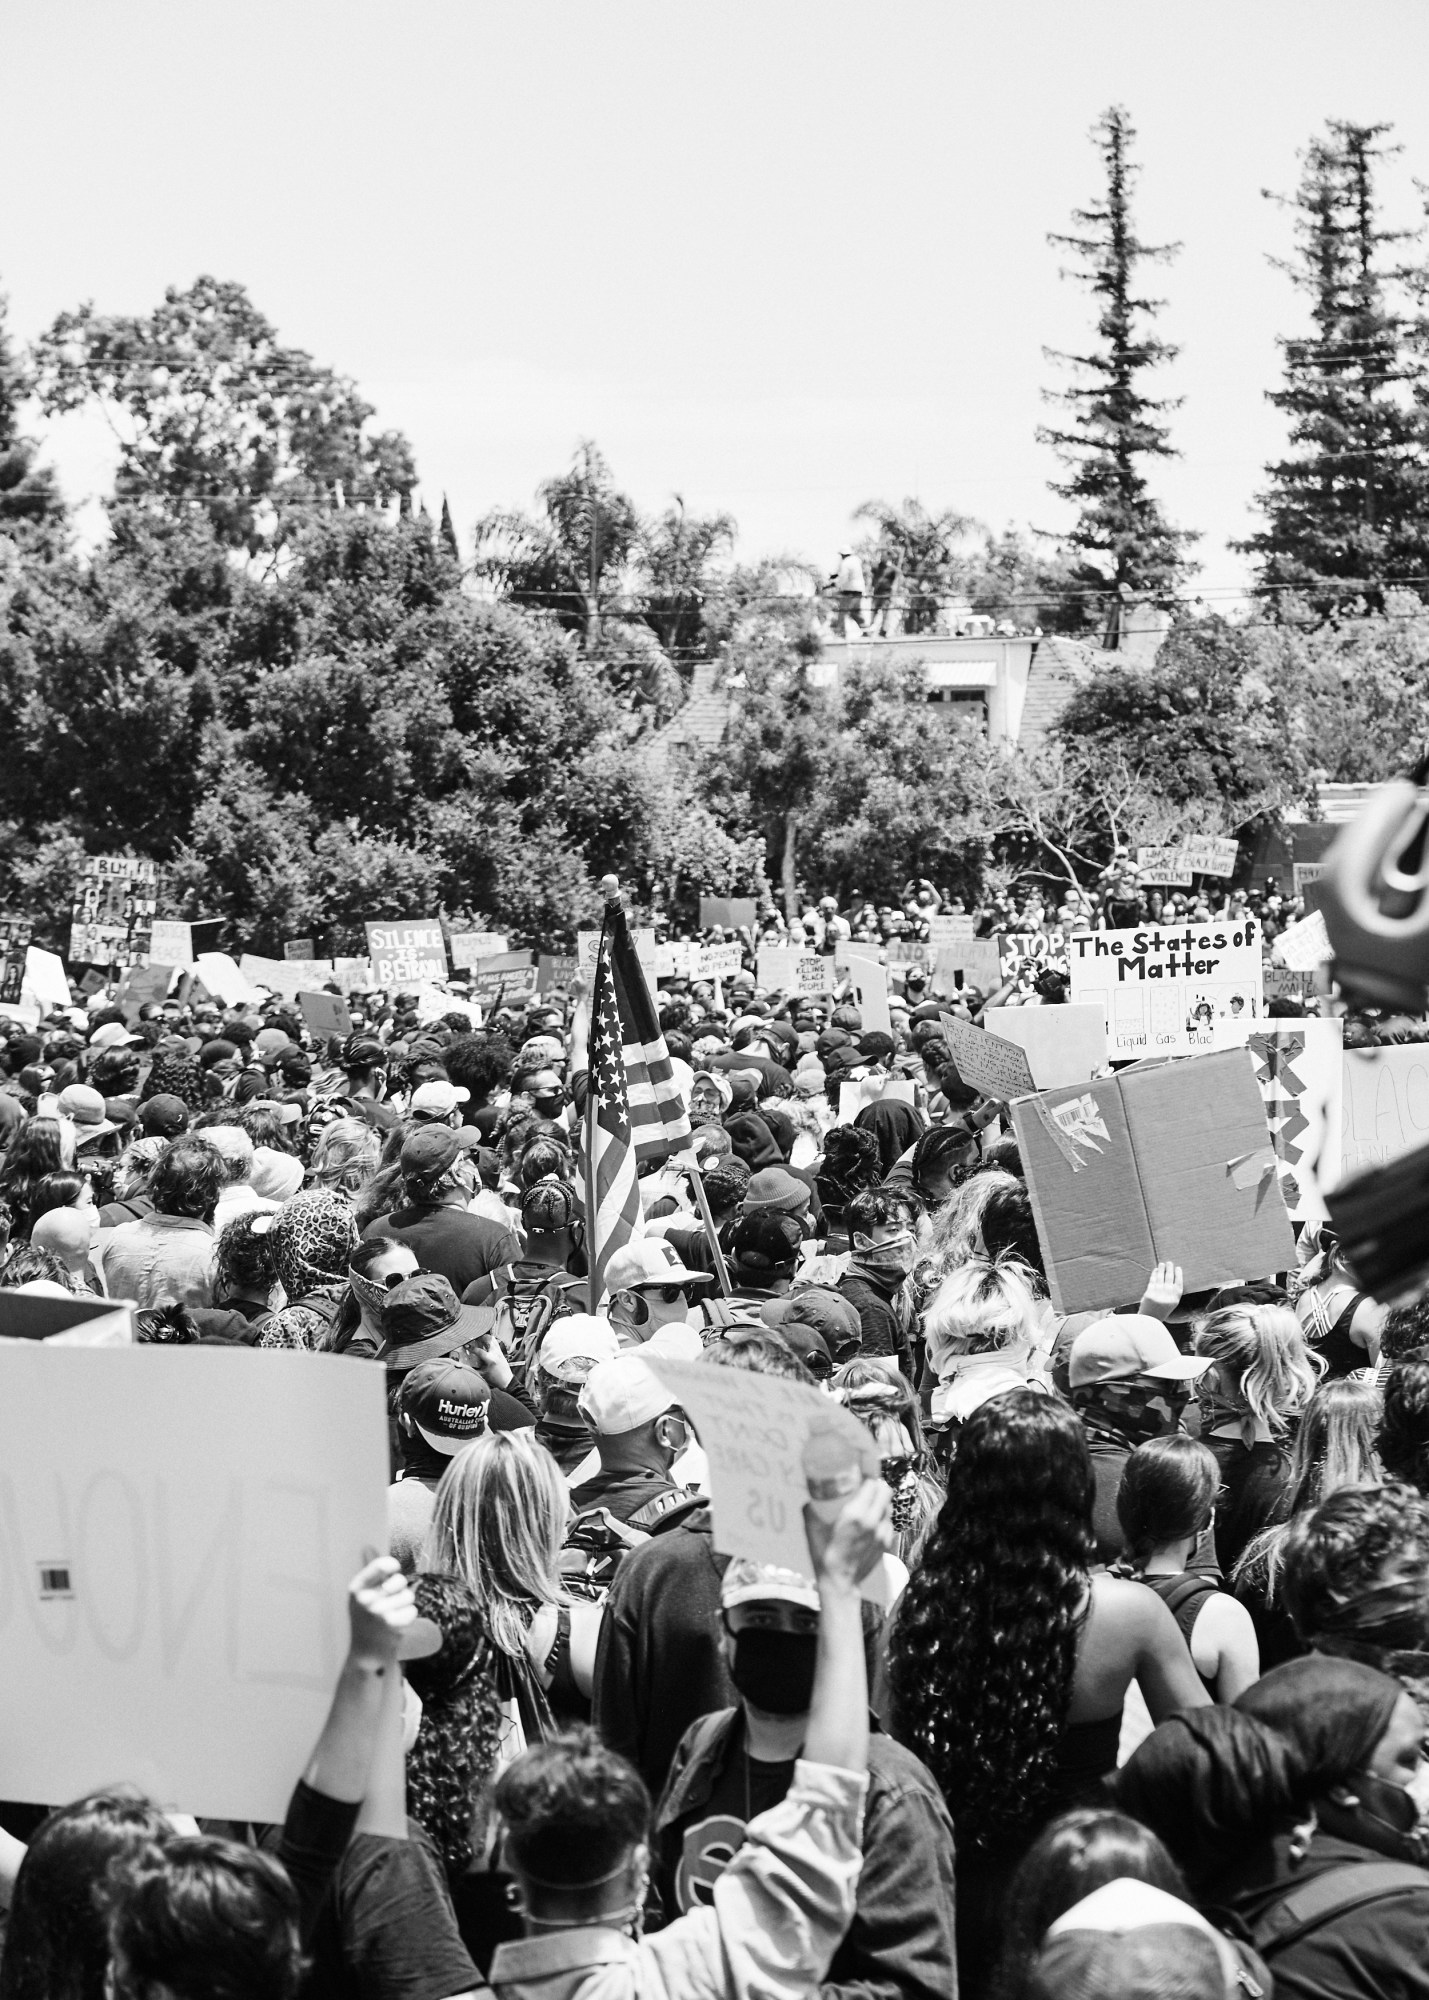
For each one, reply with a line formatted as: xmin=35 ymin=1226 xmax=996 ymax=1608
xmin=449 ymin=931 xmax=509 ymax=969
xmin=0 ymin=1288 xmax=134 ymax=1346
xmin=641 ymin=1353 xmax=885 ymax=1599
xmin=1011 ymin=1048 xmax=1295 ymax=1315
xmin=1180 ymin=835 xmax=1240 ymax=878
xmin=283 ymin=938 xmax=315 ymax=961
xmin=794 ymin=953 xmax=836 ymax=995
xmin=1264 ymin=963 xmax=1318 ymax=1005
xmin=927 ymin=914 xmax=975 ymax=945
xmin=1246 ymin=1020 xmax=1343 ymax=1223
xmin=846 ymin=954 xmax=892 ymax=1036
xmin=194 ymin=952 xmax=259 ymax=1008
xmin=1293 ymin=862 xmax=1330 ymax=897
xmin=1341 ymin=1046 xmax=1429 ymax=1178
xmin=0 ymin=916 xmax=31 ymax=1006
xmin=886 ymin=941 xmax=931 ymax=970
xmin=78 ymin=968 xmax=105 ymax=997
xmin=297 ymin=990 xmax=353 ymax=1039
xmin=984 ymin=1003 xmax=1108 ymax=1087
xmin=23 ymin=946 xmax=71 ymax=1015
xmin=332 ymin=956 xmax=374 ymax=989
xmin=1273 ymin=909 xmax=1333 ymax=972
xmin=0 ymin=1346 xmax=388 ymax=1821
xmin=1136 ymin=847 xmax=1193 ymax=887
xmin=578 ymin=928 xmax=658 ymax=989
xmin=1068 ymin=921 xmax=1263 ymax=1059
xmin=364 ymin=919 xmax=447 ymax=987
xmin=939 ymin=1012 xmax=1037 ymax=1101
xmin=468 ymin=952 xmax=539 ymax=1007
xmin=239 ymin=954 xmax=337 ymax=1002
xmin=116 ymin=962 xmax=174 ymax=1023
xmin=836 ymin=1077 xmax=917 ymax=1126
xmin=755 ymin=945 xmax=804 ymax=991
xmin=698 ymin=942 xmax=744 ymax=980
xmin=699 ymin=897 xmax=757 ymax=931
xmin=932 ymin=939 xmax=1003 ymax=996
xmin=147 ymin=919 xmax=193 ymax=968
xmin=998 ymin=933 xmax=1070 ymax=997
xmin=538 ymin=953 xmax=578 ymax=993
xmin=69 ymin=855 xmax=158 ymax=970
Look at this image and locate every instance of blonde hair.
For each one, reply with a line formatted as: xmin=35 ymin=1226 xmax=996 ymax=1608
xmin=1193 ymin=1303 xmax=1323 ymax=1437
xmin=922 ymin=1169 xmax=1021 ymax=1278
xmin=426 ymin=1432 xmax=569 ymax=1659
xmin=1233 ymin=1377 xmax=1381 ymax=1600
xmin=309 ymin=1118 xmax=381 ymax=1196
xmin=923 ymin=1255 xmax=1042 ymax=1378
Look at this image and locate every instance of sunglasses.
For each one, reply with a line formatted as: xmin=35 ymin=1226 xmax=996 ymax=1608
xmin=638 ymin=1283 xmax=689 ymax=1306
xmin=880 ymin=1453 xmax=919 ymax=1485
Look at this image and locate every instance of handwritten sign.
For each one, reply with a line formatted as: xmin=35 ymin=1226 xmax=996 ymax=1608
xmin=699 ymin=897 xmax=757 ymax=931
xmin=332 ymin=956 xmax=374 ymax=990
xmin=468 ymin=953 xmax=540 ymax=1007
xmin=537 ymin=954 xmax=578 ymax=993
xmin=698 ymin=942 xmax=744 ymax=980
xmin=997 ymin=933 xmax=1070 ymax=996
xmin=578 ymin=929 xmax=658 ymax=987
xmin=1246 ymin=1020 xmax=1342 ymax=1223
xmin=1181 ymin=836 xmax=1240 ymax=879
xmin=939 ymin=1013 xmax=1037 ymax=1100
xmin=846 ymin=954 xmax=892 ymax=1036
xmin=193 ymin=952 xmax=259 ymax=1008
xmin=927 ymin=914 xmax=975 ymax=945
xmin=239 ymin=955 xmax=337 ymax=1002
xmin=1293 ymin=863 xmax=1330 ymax=897
xmin=23 ymin=946 xmax=72 ymax=1015
xmin=641 ymin=1353 xmax=883 ymax=1598
xmin=364 ymin=919 xmax=447 ymax=988
xmin=147 ymin=920 xmax=194 ymax=968
xmin=1273 ymin=910 xmax=1333 ymax=972
xmin=1136 ymin=846 xmax=1193 ymax=887
xmin=1069 ymin=921 xmax=1263 ymax=1059
xmin=449 ymin=931 xmax=509 ymax=969
xmin=0 ymin=1347 xmax=388 ymax=1821
xmin=1340 ymin=1047 xmax=1429 ymax=1178
xmin=932 ymin=940 xmax=1002 ymax=995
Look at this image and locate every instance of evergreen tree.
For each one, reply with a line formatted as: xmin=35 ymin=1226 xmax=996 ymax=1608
xmin=1241 ymin=122 xmax=1427 ymax=608
xmin=1039 ymin=106 xmax=1196 ymax=642
xmin=439 ymin=493 xmax=460 ymax=563
xmin=0 ymin=288 xmax=62 ymax=537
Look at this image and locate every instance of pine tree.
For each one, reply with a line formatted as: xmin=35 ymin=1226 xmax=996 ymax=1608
xmin=439 ymin=493 xmax=460 ymax=563
xmin=0 ymin=288 xmax=61 ymax=536
xmin=1240 ymin=122 xmax=1428 ymax=608
xmin=1039 ymin=106 xmax=1196 ymax=643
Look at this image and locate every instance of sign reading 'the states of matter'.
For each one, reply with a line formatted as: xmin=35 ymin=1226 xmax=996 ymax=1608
xmin=1069 ymin=920 xmax=1264 ymax=1060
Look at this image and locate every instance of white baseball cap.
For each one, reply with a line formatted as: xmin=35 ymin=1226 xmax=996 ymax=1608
xmin=577 ymin=1352 xmax=678 ymax=1435
xmin=604 ymin=1237 xmax=716 ymax=1294
xmin=410 ymin=1080 xmax=471 ymax=1118
xmin=720 ymin=1559 xmax=819 ymax=1613
xmin=538 ymin=1314 xmax=621 ymax=1384
xmin=87 ymin=1021 xmax=141 ymax=1051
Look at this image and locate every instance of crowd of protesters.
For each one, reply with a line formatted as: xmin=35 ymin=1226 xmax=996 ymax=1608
xmin=0 ymin=869 xmax=1427 ymax=2000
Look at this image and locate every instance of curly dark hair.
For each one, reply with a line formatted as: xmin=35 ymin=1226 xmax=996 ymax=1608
xmin=1380 ymin=1294 xmax=1429 ymax=1364
xmin=1282 ymin=1482 xmax=1429 ymax=1651
xmin=1378 ymin=1357 xmax=1429 ymax=1495
xmin=443 ymin=1036 xmax=513 ymax=1108
xmin=404 ymin=1573 xmax=505 ymax=1877
xmin=885 ymin=1387 xmax=1094 ymax=1854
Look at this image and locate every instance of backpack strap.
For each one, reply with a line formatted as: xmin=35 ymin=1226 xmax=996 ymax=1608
xmin=1249 ymin=1860 xmax=1429 ymax=1959
xmin=626 ymin=1490 xmax=707 ymax=1537
xmin=1157 ymin=1573 xmax=1221 ymax=1620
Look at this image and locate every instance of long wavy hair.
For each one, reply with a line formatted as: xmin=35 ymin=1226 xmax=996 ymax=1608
xmin=1233 ymin=1378 xmax=1381 ymax=1604
xmin=405 ymin=1573 xmax=506 ymax=1876
xmin=1193 ymin=1302 xmax=1322 ymax=1437
xmin=885 ymin=1387 xmax=1094 ymax=1852
xmin=426 ymin=1432 xmax=571 ymax=1660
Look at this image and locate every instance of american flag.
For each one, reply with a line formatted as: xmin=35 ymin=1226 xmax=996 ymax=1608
xmin=586 ymin=899 xmax=691 ymax=1305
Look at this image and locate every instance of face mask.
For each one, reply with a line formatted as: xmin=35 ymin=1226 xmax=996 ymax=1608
xmin=859 ymin=1234 xmax=916 ymax=1281
xmin=533 ymin=1092 xmax=566 ymax=1118
xmin=728 ymin=1628 xmax=819 ymax=1716
xmin=351 ymin=1269 xmax=398 ymax=1317
xmin=1342 ymin=1769 xmax=1429 ymax=1863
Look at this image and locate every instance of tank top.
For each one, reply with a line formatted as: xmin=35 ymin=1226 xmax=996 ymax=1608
xmin=1142 ymin=1571 xmax=1221 ymax=1696
xmin=542 ymin=1604 xmax=591 ymax=1726
xmin=1298 ymin=1285 xmax=1366 ymax=1380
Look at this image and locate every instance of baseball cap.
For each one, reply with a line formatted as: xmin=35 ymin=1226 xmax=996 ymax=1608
xmin=139 ymin=1094 xmax=190 ymax=1138
xmin=764 ymin=1288 xmax=862 ymax=1360
xmin=720 ymin=1559 xmax=819 ymax=1613
xmin=1032 ymin=1880 xmax=1243 ymax=2000
xmin=604 ymin=1237 xmax=716 ymax=1294
xmin=56 ymin=1083 xmax=118 ymax=1141
xmin=642 ymin=1322 xmax=705 ymax=1363
xmin=1068 ymin=1314 xmax=1212 ymax=1390
xmin=377 ymin=1273 xmax=496 ymax=1372
xmin=729 ymin=1210 xmax=803 ymax=1272
xmin=743 ymin=1168 xmax=811 ymax=1216
xmin=538 ymin=1314 xmax=621 ymax=1384
xmin=577 ymin=1352 xmax=677 ymax=1435
xmin=410 ymin=1080 xmax=471 ymax=1119
xmin=254 ymin=1028 xmax=291 ymax=1063
xmin=399 ymin=1125 xmax=477 ymax=1182
xmin=87 ymin=1021 xmax=141 ymax=1052
xmin=399 ymin=1357 xmax=492 ymax=1454
xmin=769 ymin=1320 xmax=833 ymax=1378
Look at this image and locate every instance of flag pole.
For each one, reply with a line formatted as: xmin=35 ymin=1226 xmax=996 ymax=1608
xmin=586 ymin=875 xmax=620 ymax=1313
xmin=684 ymin=1157 xmax=732 ymax=1296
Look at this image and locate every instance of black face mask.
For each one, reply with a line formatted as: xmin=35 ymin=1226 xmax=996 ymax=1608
xmin=533 ymin=1092 xmax=567 ymax=1118
xmin=728 ymin=1629 xmax=819 ymax=1717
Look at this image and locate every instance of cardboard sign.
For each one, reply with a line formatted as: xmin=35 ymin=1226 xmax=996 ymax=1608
xmin=1069 ymin=921 xmax=1263 ymax=1059
xmin=939 ymin=1013 xmax=1037 ymax=1101
xmin=116 ymin=962 xmax=174 ymax=1023
xmin=927 ymin=914 xmax=975 ymax=945
xmin=699 ymin=897 xmax=757 ymax=931
xmin=147 ymin=920 xmax=194 ymax=969
xmin=283 ymin=938 xmax=315 ymax=961
xmin=578 ymin=929 xmax=658 ymax=987
xmin=1136 ymin=846 xmax=1193 ymax=887
xmin=755 ymin=946 xmax=830 ymax=994
xmin=1293 ymin=863 xmax=1330 ymax=896
xmin=194 ymin=952 xmax=259 ymax=1008
xmin=297 ymin=990 xmax=353 ymax=1040
xmin=364 ymin=919 xmax=447 ymax=988
xmin=0 ymin=915 xmax=32 ymax=1006
xmin=1273 ymin=910 xmax=1333 ymax=973
xmin=69 ymin=855 xmax=158 ymax=969
xmin=984 ymin=1003 xmax=1108 ymax=1088
xmin=641 ymin=1353 xmax=883 ymax=1598
xmin=332 ymin=956 xmax=375 ymax=990
xmin=23 ymin=946 xmax=72 ymax=1015
xmin=1011 ymin=1048 xmax=1295 ymax=1314
xmin=845 ymin=954 xmax=892 ymax=1036
xmin=1264 ymin=964 xmax=1317 ymax=1005
xmin=1180 ymin=836 xmax=1240 ymax=879
xmin=469 ymin=954 xmax=540 ymax=1007
xmin=0 ymin=1290 xmax=134 ymax=1346
xmin=538 ymin=953 xmax=578 ymax=993
xmin=998 ymin=933 xmax=1070 ymax=996
xmin=698 ymin=942 xmax=744 ymax=980
xmin=239 ymin=955 xmax=337 ymax=1002
xmin=0 ymin=1347 xmax=388 ymax=1821
xmin=449 ymin=931 xmax=509 ymax=969
xmin=1247 ymin=1021 xmax=1343 ymax=1223
xmin=1341 ymin=1046 xmax=1429 ymax=1178
xmin=932 ymin=939 xmax=1002 ymax=996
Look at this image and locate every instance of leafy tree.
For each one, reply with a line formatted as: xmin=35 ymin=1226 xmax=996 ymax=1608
xmin=1241 ymin=123 xmax=1428 ymax=608
xmin=636 ymin=496 xmax=736 ymax=663
xmin=0 ymin=288 xmax=62 ymax=540
xmin=1040 ymin=106 xmax=1197 ymax=636
xmin=32 ymin=276 xmax=415 ymax=555
xmin=851 ymin=498 xmax=981 ymax=633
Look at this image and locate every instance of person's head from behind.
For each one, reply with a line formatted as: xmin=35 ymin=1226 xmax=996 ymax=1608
xmin=496 ymin=1727 xmax=651 ymax=1934
xmin=148 ymin=1139 xmax=226 ymax=1224
xmin=1279 ymin=1376 xmax=1382 ymax=1519
xmin=1282 ymin=1482 xmax=1429 ymax=1655
xmin=728 ymin=1210 xmax=803 ymax=1289
xmin=28 ymin=1172 xmax=93 ymax=1225
xmin=196 ymin=1124 xmax=254 ymax=1189
xmin=922 ymin=1255 xmax=1043 ymax=1380
xmin=520 ymin=1173 xmax=578 ymax=1245
xmin=308 ymin=1118 xmax=380 ymax=1197
xmin=909 ymin=1124 xmax=979 ymax=1211
xmin=702 ymin=1326 xmax=815 ymax=1382
xmin=993 ymin=1808 xmax=1189 ymax=2000
xmin=718 ymin=1560 xmax=819 ymax=1720
xmin=577 ymin=1353 xmax=689 ymax=1473
xmin=107 ymin=1834 xmax=304 ymax=2000
xmin=1378 ymin=1355 xmax=1429 ymax=1494
xmin=30 ymin=1204 xmax=97 ymax=1276
xmin=1193 ymin=1301 xmax=1321 ymax=1437
xmin=1 ymin=1788 xmax=168 ymax=2000
xmin=426 ymin=1432 xmax=569 ymax=1658
xmin=1116 ymin=1435 xmax=1218 ymax=1570
xmin=925 ymin=1167 xmax=1020 ymax=1269
xmin=212 ymin=1212 xmax=280 ymax=1309
xmin=1022 ymin=1877 xmax=1250 ymax=2000
xmin=1380 ymin=1293 xmax=1429 ymax=1364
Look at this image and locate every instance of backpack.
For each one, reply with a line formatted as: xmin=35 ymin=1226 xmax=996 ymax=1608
xmin=1243 ymin=1859 xmax=1428 ymax=1967
xmin=489 ymin=1265 xmax=586 ymax=1373
xmin=559 ymin=1488 xmax=707 ymax=1602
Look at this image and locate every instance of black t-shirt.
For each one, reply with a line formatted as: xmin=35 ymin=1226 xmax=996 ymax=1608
xmin=1206 ymin=1435 xmax=1292 ymax=1574
xmin=365 ymin=1205 xmax=520 ymax=1296
xmin=668 ymin=1744 xmax=797 ymax=1913
xmin=302 ymin=1816 xmax=479 ymax=2000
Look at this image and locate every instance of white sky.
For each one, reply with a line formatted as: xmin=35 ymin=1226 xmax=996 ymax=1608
xmin=4 ymin=1 xmax=1429 ymax=599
